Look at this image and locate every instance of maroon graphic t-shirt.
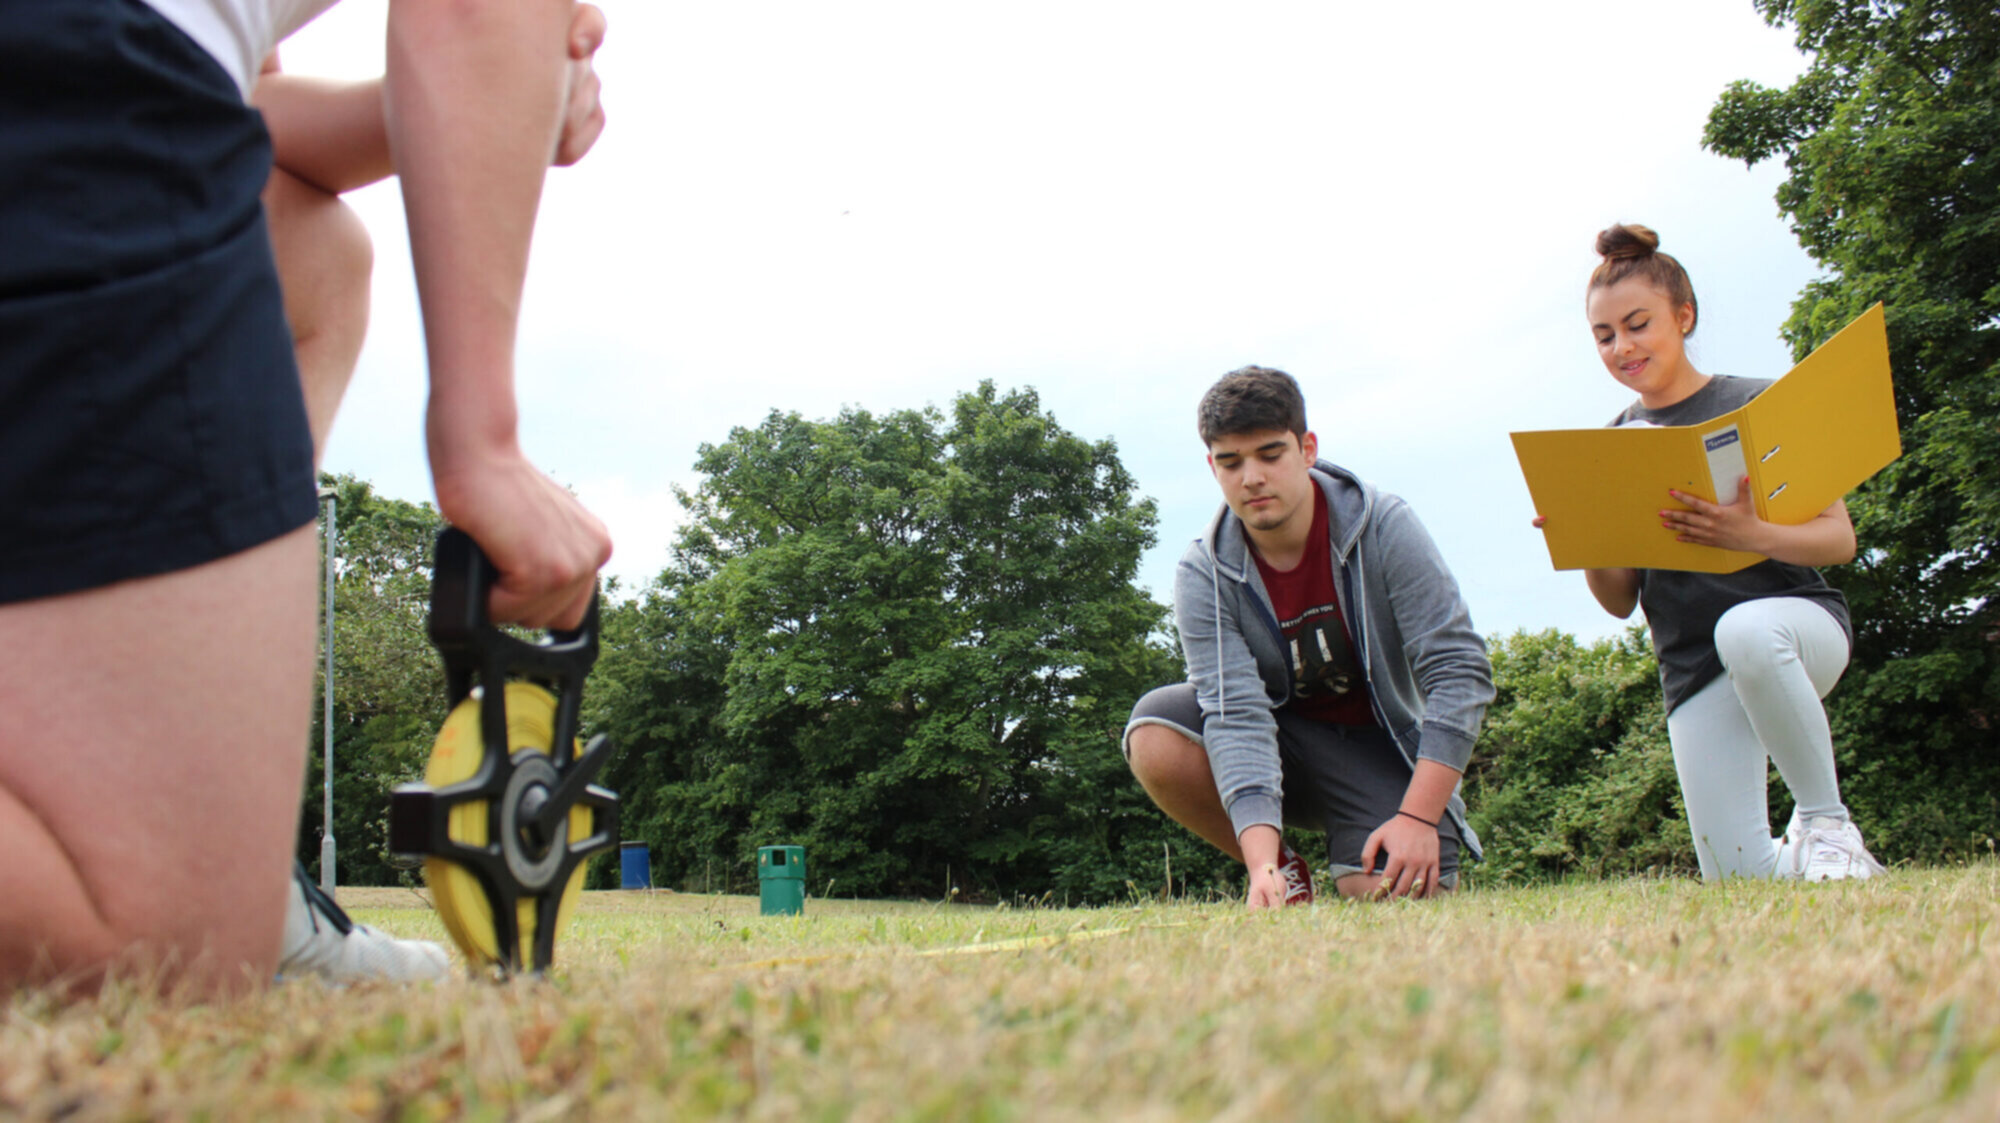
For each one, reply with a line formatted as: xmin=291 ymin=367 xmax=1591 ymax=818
xmin=1248 ymin=488 xmax=1377 ymax=726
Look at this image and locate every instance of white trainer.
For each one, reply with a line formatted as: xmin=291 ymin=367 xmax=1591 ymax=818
xmin=277 ymin=862 xmax=452 ymax=983
xmin=1788 ymin=816 xmax=1887 ymax=881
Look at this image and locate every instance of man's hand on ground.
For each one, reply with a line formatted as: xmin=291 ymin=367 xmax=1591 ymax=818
xmin=1359 ymin=815 xmax=1441 ymax=899
xmin=1246 ymin=862 xmax=1289 ymax=909
xmin=1239 ymin=823 xmax=1286 ymax=909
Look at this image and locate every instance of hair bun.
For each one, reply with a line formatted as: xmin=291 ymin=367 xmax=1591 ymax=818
xmin=1586 ymin=222 xmax=1697 ymax=335
xmin=1595 ymin=223 xmax=1661 ymax=261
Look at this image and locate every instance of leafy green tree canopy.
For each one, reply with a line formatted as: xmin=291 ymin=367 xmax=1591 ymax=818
xmin=591 ymin=382 xmax=1218 ymax=900
xmin=1704 ymin=0 xmax=2000 ymax=859
xmin=1706 ymin=0 xmax=1997 ymax=628
xmin=301 ymin=475 xmax=449 ymax=885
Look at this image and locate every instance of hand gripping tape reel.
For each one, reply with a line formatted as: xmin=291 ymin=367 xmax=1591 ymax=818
xmin=388 ymin=527 xmax=619 ymax=973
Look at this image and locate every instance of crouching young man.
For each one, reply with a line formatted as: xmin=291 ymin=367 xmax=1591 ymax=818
xmin=1124 ymin=367 xmax=1494 ymax=906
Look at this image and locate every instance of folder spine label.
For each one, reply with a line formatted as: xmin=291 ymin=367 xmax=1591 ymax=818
xmin=1702 ymin=425 xmax=1747 ymax=507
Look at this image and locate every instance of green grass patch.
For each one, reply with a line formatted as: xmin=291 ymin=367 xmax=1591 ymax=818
xmin=7 ymin=867 xmax=2000 ymax=1119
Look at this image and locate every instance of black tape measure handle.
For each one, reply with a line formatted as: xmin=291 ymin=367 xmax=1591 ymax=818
xmin=428 ymin=526 xmax=600 ymax=707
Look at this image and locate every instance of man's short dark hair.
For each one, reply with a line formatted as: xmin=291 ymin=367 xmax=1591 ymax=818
xmin=1197 ymin=366 xmax=1307 ymax=445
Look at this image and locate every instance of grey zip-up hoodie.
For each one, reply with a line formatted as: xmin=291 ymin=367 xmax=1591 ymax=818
xmin=1175 ymin=460 xmax=1493 ymax=859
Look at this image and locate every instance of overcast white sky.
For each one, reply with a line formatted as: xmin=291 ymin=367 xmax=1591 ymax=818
xmin=284 ymin=1 xmax=1820 ymax=642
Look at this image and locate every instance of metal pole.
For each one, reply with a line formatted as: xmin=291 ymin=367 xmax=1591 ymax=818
xmin=319 ymin=489 xmax=338 ymax=894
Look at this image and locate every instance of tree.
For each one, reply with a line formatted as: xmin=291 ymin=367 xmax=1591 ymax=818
xmin=299 ymin=474 xmax=450 ymax=885
xmin=582 ymin=566 xmax=742 ymax=892
xmin=1705 ymin=0 xmax=2000 ymax=862
xmin=591 ymin=383 xmax=1235 ymax=901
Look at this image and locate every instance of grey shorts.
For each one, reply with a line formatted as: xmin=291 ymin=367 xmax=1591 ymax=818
xmin=1124 ymin=683 xmax=1460 ymax=884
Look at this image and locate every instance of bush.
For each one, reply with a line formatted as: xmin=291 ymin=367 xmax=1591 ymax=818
xmin=1465 ymin=628 xmax=1695 ymax=883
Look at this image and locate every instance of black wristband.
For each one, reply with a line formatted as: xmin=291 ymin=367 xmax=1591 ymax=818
xmin=1396 ymin=809 xmax=1439 ymax=829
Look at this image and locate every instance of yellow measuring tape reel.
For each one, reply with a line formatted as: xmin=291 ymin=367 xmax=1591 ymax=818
xmin=423 ymin=682 xmax=593 ymax=968
xmin=389 ymin=528 xmax=620 ymax=975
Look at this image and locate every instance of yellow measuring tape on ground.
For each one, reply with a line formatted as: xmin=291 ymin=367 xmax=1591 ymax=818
xmin=729 ymin=919 xmax=1204 ymax=972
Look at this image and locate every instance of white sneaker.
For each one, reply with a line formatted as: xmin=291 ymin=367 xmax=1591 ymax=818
xmin=277 ymin=862 xmax=452 ymax=983
xmin=1787 ymin=816 xmax=1887 ymax=882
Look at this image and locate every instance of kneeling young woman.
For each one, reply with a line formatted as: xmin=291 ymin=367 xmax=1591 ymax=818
xmin=1537 ymin=223 xmax=1884 ymax=883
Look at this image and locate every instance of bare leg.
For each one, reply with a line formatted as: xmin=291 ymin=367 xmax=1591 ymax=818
xmin=1334 ymin=873 xmax=1375 ymax=899
xmin=0 ymin=528 xmax=318 ymax=996
xmin=1126 ymin=724 xmax=1243 ymax=861
xmin=262 ymin=166 xmax=373 ymax=463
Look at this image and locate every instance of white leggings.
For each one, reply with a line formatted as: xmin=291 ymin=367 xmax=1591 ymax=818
xmin=1666 ymin=596 xmax=1850 ymax=881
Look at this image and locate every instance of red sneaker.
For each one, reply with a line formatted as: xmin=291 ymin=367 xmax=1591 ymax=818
xmin=1276 ymin=845 xmax=1315 ymax=906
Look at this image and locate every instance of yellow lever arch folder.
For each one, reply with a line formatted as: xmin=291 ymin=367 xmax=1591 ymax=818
xmin=1512 ymin=303 xmax=1900 ymax=574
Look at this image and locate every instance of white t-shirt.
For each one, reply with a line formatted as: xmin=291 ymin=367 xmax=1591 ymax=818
xmin=138 ymin=0 xmax=340 ymax=98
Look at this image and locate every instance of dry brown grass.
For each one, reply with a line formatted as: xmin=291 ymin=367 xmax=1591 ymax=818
xmin=6 ymin=865 xmax=2000 ymax=1121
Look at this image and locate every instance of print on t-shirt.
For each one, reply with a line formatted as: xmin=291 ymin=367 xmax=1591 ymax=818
xmin=1285 ymin=605 xmax=1357 ymax=699
xmin=1248 ymin=487 xmax=1376 ymax=726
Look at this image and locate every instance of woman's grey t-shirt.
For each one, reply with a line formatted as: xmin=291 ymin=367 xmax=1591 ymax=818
xmin=1612 ymin=375 xmax=1853 ymax=712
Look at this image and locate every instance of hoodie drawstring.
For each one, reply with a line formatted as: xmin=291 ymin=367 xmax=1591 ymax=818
xmin=1213 ymin=554 xmax=1226 ymax=722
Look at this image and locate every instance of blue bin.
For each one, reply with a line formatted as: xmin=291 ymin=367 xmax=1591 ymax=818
xmin=619 ymin=841 xmax=653 ymax=889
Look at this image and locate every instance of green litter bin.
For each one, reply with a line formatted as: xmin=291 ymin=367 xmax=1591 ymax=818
xmin=758 ymin=845 xmax=806 ymax=916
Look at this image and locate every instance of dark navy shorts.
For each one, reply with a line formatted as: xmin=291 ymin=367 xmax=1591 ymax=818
xmin=1124 ymin=683 xmax=1461 ymax=884
xmin=0 ymin=0 xmax=316 ymax=604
